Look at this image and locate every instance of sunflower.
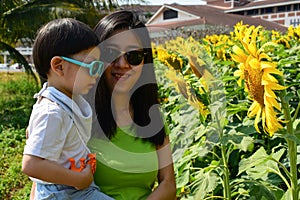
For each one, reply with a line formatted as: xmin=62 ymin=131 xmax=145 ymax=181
xmin=231 ymin=25 xmax=287 ymax=136
xmin=203 ymin=34 xmax=233 ymax=61
xmin=287 ymin=25 xmax=300 ymax=40
xmin=156 ymin=47 xmax=184 ymax=70
xmin=271 ymin=30 xmax=291 ymax=48
xmin=166 ymin=69 xmax=209 ymax=118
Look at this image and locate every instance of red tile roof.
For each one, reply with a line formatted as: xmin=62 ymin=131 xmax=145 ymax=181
xmin=146 ymin=4 xmax=287 ymax=32
xmin=119 ymin=4 xmax=161 ymax=12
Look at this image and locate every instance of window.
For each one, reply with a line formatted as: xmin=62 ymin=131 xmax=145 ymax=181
xmin=261 ymin=7 xmax=273 ymax=14
xmin=247 ymin=9 xmax=258 ymax=16
xmin=290 ymin=18 xmax=300 ymax=27
xmin=265 ymin=7 xmax=273 ymax=14
xmin=278 ymin=6 xmax=288 ymax=12
xmin=293 ymin=4 xmax=300 ymax=11
xmin=163 ymin=10 xmax=178 ymax=20
xmin=235 ymin=11 xmax=245 ymax=15
xmin=224 ymin=0 xmax=239 ymax=2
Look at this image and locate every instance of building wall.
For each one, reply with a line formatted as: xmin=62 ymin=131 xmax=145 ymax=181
xmin=150 ymin=9 xmax=198 ymax=24
xmin=209 ymin=0 xmax=300 ymax=27
xmin=253 ymin=11 xmax=300 ymax=27
xmin=206 ymin=0 xmax=249 ymax=9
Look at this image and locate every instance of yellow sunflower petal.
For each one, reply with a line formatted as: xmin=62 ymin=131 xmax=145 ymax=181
xmin=263 ymin=67 xmax=283 ymax=76
xmin=232 ymin=46 xmax=248 ymax=63
xmin=264 ymin=95 xmax=281 ymax=111
xmin=248 ymin=58 xmax=261 ymax=69
xmin=248 ymin=101 xmax=261 ymax=117
xmin=265 ymin=81 xmax=287 ymax=90
xmin=264 ymin=106 xmax=283 ymax=136
xmin=234 ymin=69 xmax=243 ymax=77
xmin=262 ymin=108 xmax=266 ymax=133
xmin=260 ymin=61 xmax=277 ymax=69
xmin=262 ymin=73 xmax=279 ymax=84
xmin=254 ymin=103 xmax=262 ymax=133
xmin=264 ymin=86 xmax=277 ymax=98
xmin=258 ymin=52 xmax=270 ymax=61
xmin=248 ymin=41 xmax=257 ymax=57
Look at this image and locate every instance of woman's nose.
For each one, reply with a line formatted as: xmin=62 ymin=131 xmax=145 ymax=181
xmin=114 ymin=54 xmax=131 ymax=68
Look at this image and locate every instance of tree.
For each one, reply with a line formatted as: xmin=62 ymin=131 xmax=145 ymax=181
xmin=0 ymin=0 xmax=103 ymax=82
xmin=0 ymin=0 xmax=146 ymax=83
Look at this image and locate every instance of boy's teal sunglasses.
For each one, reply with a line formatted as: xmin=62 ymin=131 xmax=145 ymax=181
xmin=61 ymin=56 xmax=104 ymax=77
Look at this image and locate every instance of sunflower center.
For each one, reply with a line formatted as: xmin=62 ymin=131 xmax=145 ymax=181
xmin=244 ymin=67 xmax=264 ymax=105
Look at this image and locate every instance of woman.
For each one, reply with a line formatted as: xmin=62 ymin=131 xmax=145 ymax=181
xmin=87 ymin=10 xmax=176 ymax=200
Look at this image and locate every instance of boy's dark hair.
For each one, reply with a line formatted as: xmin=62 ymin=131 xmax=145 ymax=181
xmin=32 ymin=18 xmax=99 ymax=79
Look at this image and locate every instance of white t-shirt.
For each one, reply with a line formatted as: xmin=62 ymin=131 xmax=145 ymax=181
xmin=23 ymin=83 xmax=92 ymax=183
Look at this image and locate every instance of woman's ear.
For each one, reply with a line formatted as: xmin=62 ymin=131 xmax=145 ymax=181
xmin=50 ymin=56 xmax=64 ymax=76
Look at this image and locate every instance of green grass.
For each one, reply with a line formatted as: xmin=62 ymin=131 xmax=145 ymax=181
xmin=0 ymin=72 xmax=39 ymax=199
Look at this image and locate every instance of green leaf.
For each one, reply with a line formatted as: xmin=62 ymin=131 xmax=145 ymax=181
xmin=281 ymin=133 xmax=300 ymax=145
xmin=238 ymin=147 xmax=285 ymax=181
xmin=297 ymin=90 xmax=300 ymax=98
xmin=222 ymin=130 xmax=254 ymax=152
xmin=248 ymin=182 xmax=279 ymax=200
xmin=294 ymin=119 xmax=300 ymax=132
xmin=193 ymin=170 xmax=219 ymax=199
xmin=283 ymin=92 xmax=295 ymax=103
xmin=236 ymin=125 xmax=257 ymax=135
xmin=176 ymin=167 xmax=190 ymax=188
xmin=280 ymin=188 xmax=293 ymax=200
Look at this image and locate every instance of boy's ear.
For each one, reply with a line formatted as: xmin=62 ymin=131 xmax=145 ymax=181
xmin=50 ymin=56 xmax=64 ymax=76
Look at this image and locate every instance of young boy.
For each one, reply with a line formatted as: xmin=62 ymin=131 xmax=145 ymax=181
xmin=22 ymin=18 xmax=113 ymax=200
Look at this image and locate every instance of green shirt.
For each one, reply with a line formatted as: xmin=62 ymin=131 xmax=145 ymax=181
xmin=88 ymin=126 xmax=158 ymax=200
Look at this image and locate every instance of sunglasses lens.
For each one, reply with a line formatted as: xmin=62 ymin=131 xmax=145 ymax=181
xmin=90 ymin=62 xmax=99 ymax=76
xmin=101 ymin=48 xmax=121 ymax=63
xmin=100 ymin=48 xmax=145 ymax=66
xmin=126 ymin=50 xmax=145 ymax=66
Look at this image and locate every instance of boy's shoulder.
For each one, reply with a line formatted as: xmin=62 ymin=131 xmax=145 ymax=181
xmin=32 ymin=97 xmax=69 ymax=118
xmin=35 ymin=96 xmax=58 ymax=108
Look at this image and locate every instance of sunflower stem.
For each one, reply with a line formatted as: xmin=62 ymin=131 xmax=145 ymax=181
xmin=220 ymin=143 xmax=231 ymax=200
xmin=280 ymin=90 xmax=298 ymax=200
xmin=209 ymin=78 xmax=231 ymax=200
xmin=292 ymin=101 xmax=300 ymax=122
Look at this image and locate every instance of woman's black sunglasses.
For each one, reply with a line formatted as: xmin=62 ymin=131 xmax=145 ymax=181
xmin=100 ymin=48 xmax=147 ymax=66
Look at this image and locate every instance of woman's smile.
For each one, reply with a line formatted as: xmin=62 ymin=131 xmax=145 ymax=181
xmin=112 ymin=72 xmax=131 ymax=81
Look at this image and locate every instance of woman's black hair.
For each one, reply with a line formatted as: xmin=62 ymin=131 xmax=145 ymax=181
xmin=32 ymin=18 xmax=99 ymax=79
xmin=92 ymin=10 xmax=166 ymax=146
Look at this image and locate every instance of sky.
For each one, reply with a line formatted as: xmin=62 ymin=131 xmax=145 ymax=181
xmin=138 ymin=0 xmax=206 ymax=5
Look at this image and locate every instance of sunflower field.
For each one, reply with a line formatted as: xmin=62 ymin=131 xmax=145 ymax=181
xmin=153 ymin=22 xmax=300 ymax=199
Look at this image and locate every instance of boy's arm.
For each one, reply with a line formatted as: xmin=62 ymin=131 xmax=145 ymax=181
xmin=30 ymin=182 xmax=35 ymax=200
xmin=22 ymin=154 xmax=93 ymax=190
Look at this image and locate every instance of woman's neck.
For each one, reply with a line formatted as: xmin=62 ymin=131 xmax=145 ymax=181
xmin=112 ymin=93 xmax=133 ymax=127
